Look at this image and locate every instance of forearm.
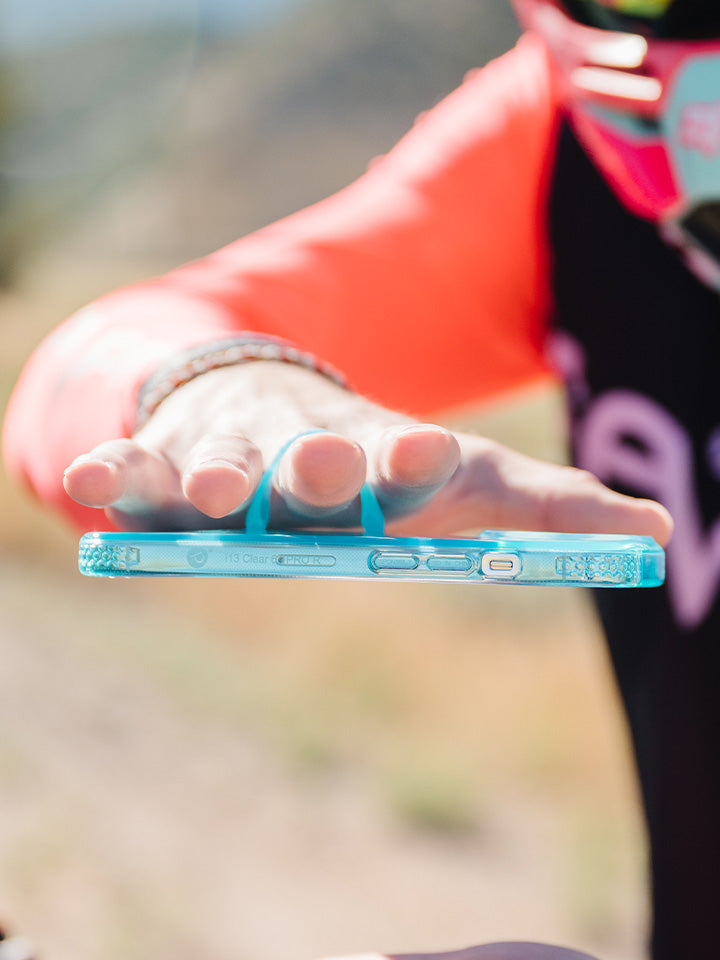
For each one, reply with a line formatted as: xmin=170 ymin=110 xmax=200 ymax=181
xmin=2 ymin=286 xmax=241 ymax=527
xmin=3 ymin=36 xmax=556 ymax=528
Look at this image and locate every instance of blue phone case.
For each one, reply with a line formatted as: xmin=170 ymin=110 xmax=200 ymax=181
xmin=78 ymin=527 xmax=664 ymax=587
xmin=77 ymin=433 xmax=665 ymax=587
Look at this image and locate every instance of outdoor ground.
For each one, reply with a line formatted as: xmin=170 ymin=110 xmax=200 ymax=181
xmin=0 ymin=263 xmax=649 ymax=960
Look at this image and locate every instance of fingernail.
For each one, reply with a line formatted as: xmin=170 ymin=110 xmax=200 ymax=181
xmin=395 ymin=423 xmax=446 ymax=436
xmin=192 ymin=458 xmax=246 ymax=474
xmin=64 ymin=457 xmax=118 ymax=476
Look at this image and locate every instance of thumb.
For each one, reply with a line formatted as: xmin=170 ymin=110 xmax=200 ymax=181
xmin=407 ymin=435 xmax=673 ymax=546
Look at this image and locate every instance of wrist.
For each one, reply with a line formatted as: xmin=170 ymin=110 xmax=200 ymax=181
xmin=136 ymin=335 xmax=349 ymax=428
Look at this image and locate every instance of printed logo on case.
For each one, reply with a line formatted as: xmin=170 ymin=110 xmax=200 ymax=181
xmin=187 ymin=547 xmax=209 ymax=569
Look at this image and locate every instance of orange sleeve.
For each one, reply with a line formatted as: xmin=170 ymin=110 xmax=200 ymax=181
xmin=2 ymin=34 xmax=560 ymax=528
xmin=164 ymin=33 xmax=560 ymax=413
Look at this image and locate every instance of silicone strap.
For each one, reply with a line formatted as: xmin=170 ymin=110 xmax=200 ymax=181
xmin=244 ymin=430 xmax=385 ymax=536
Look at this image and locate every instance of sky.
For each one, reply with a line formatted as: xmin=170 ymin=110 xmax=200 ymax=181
xmin=2 ymin=0 xmax=306 ymax=51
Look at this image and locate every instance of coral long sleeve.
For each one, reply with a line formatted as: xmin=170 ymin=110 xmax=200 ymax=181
xmin=3 ymin=35 xmax=560 ymax=529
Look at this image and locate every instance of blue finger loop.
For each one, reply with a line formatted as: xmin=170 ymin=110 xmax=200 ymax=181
xmin=359 ymin=483 xmax=385 ymax=537
xmin=244 ymin=430 xmax=385 ymax=536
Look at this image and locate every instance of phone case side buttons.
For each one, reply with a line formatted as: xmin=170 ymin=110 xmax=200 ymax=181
xmin=369 ymin=551 xmax=419 ymax=572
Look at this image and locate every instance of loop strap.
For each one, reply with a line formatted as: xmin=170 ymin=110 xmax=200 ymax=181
xmin=245 ymin=430 xmax=385 ymax=536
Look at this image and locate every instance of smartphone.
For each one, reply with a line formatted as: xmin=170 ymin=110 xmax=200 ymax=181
xmin=78 ymin=529 xmax=665 ymax=587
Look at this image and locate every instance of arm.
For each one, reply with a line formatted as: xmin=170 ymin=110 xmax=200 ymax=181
xmin=155 ymin=34 xmax=559 ymax=415
xmin=1 ymin=36 xmax=672 ymax=544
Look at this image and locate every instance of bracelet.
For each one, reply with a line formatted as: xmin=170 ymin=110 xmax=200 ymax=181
xmin=135 ymin=335 xmax=349 ymax=428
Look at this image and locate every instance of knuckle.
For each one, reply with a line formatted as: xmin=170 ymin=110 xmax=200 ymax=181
xmin=568 ymin=466 xmax=599 ymax=488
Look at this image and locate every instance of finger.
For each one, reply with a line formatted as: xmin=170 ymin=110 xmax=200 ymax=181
xmin=540 ymin=475 xmax=673 ymax=546
xmin=63 ymin=438 xmax=179 ymax=509
xmin=275 ymin=431 xmax=367 ymax=518
xmin=493 ymin=450 xmax=674 ymax=546
xmin=181 ymin=434 xmax=263 ymax=519
xmin=445 ymin=441 xmax=673 ymax=545
xmin=371 ymin=424 xmax=461 ymax=514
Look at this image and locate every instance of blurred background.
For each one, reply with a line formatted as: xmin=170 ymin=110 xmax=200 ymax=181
xmin=1 ymin=3 xmax=649 ymax=959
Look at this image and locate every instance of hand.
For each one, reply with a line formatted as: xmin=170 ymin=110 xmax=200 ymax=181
xmin=63 ymin=361 xmax=672 ymax=544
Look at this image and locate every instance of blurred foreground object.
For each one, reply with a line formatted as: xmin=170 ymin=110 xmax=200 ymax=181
xmin=0 ymin=927 xmax=35 ymax=960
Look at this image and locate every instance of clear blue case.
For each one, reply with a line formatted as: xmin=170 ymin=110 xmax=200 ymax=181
xmin=78 ymin=434 xmax=665 ymax=587
xmin=78 ymin=529 xmax=664 ymax=587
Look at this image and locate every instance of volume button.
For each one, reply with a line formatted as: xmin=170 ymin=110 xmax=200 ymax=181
xmin=370 ymin=551 xmax=419 ymax=572
xmin=426 ymin=555 xmax=473 ymax=573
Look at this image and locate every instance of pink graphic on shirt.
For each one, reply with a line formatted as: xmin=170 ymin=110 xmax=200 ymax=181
xmin=550 ymin=332 xmax=720 ymax=630
xmin=679 ymin=101 xmax=720 ymax=157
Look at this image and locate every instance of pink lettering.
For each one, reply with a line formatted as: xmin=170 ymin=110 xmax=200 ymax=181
xmin=578 ymin=390 xmax=720 ymax=629
xmin=548 ymin=331 xmax=720 ymax=629
xmin=679 ymin=101 xmax=720 ymax=158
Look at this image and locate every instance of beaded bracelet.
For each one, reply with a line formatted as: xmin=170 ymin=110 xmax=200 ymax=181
xmin=135 ymin=335 xmax=349 ymax=428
